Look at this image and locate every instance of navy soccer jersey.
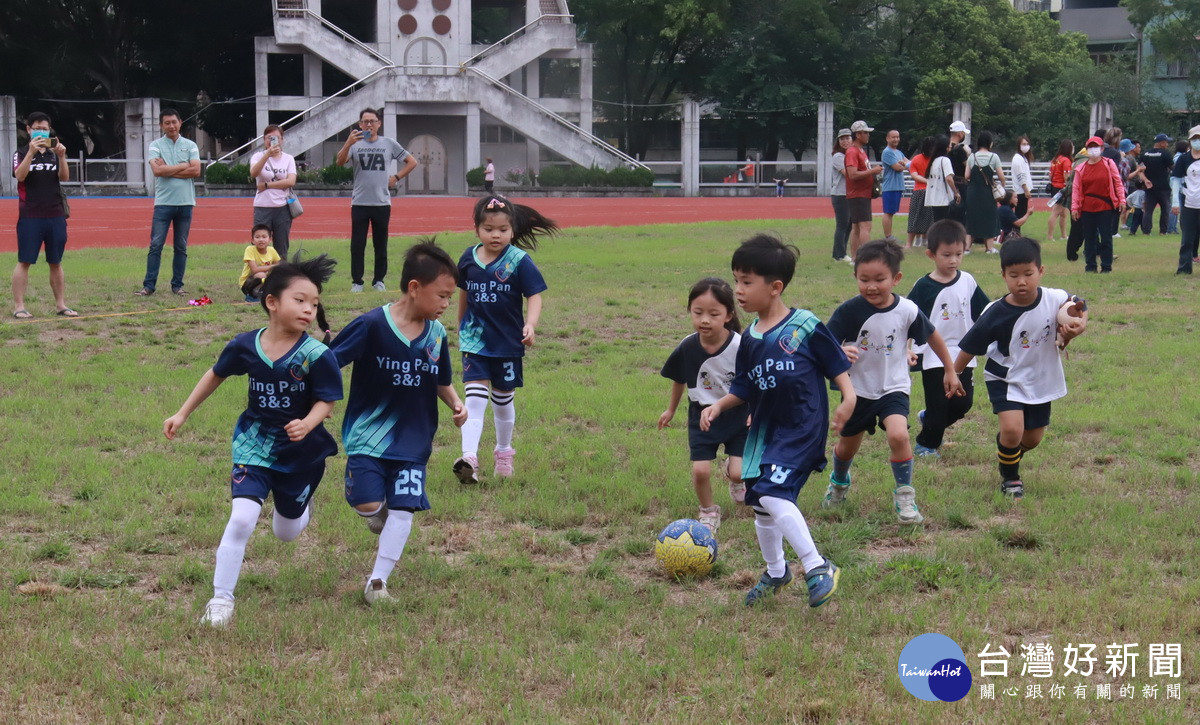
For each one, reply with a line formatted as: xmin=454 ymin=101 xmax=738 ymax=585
xmin=457 ymin=244 xmax=547 ymax=357
xmin=728 ymin=309 xmax=851 ymax=484
xmin=827 ymin=295 xmax=935 ymax=399
xmin=211 ymin=330 xmax=342 ymax=471
xmin=959 ymin=287 xmax=1070 ymax=404
xmin=331 ymin=305 xmax=453 ymax=463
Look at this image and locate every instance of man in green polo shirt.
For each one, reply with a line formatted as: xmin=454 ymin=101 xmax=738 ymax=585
xmin=136 ymin=108 xmax=201 ymax=296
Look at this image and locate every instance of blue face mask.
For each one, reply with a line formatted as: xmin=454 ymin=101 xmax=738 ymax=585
xmin=1191 ymin=139 xmax=1200 ymax=152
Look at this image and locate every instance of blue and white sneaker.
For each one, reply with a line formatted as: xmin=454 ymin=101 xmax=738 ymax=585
xmin=805 ymin=558 xmax=840 ymax=607
xmin=914 ymin=444 xmax=940 ymax=458
xmin=821 ymin=473 xmax=851 ymax=509
xmin=744 ymin=565 xmax=793 ymax=606
xmin=893 ymin=485 xmax=925 ymax=524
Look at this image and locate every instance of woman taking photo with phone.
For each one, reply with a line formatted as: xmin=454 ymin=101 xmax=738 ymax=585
xmin=250 ymin=125 xmax=298 ymax=257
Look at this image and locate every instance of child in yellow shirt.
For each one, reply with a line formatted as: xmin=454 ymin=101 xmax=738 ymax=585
xmin=240 ymin=224 xmax=282 ymax=301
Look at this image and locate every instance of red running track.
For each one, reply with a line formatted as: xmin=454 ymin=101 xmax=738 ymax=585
xmin=0 ymin=195 xmax=901 ymax=252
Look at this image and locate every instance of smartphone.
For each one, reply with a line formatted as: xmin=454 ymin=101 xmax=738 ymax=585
xmin=48 ymin=137 xmax=58 ymax=148
xmin=268 ymin=134 xmax=279 ymax=147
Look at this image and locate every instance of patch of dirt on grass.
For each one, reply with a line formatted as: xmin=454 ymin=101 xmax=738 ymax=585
xmin=37 ymin=327 xmax=88 ymax=343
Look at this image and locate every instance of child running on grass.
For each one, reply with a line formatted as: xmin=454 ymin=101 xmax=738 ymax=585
xmin=824 ymin=239 xmax=964 ymax=524
xmin=701 ymin=234 xmax=854 ymax=607
xmin=330 ymin=240 xmax=467 ymax=605
xmin=907 ymin=220 xmax=990 ymax=458
xmin=658 ymin=277 xmax=747 ymax=532
xmin=955 ymin=236 xmax=1087 ymax=499
xmin=452 ymin=195 xmax=556 ymax=484
xmin=164 ymin=254 xmax=341 ymax=627
xmin=239 ymin=224 xmax=282 ymax=301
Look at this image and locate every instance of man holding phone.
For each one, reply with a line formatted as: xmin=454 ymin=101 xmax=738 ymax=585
xmin=136 ymin=108 xmax=201 ymax=297
xmin=11 ymin=111 xmax=75 ymax=318
xmin=249 ymin=124 xmax=297 ymax=256
xmin=335 ymin=107 xmax=418 ymax=292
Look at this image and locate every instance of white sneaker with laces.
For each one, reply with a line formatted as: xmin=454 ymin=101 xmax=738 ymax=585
xmin=893 ymin=485 xmax=925 ymax=524
xmin=698 ymin=504 xmax=722 ymax=532
xmin=372 ymin=281 xmax=386 ymax=292
xmin=351 ymin=283 xmax=364 ymax=293
xmin=364 ymin=578 xmax=391 ymax=605
xmin=200 ymin=596 xmax=234 ymax=627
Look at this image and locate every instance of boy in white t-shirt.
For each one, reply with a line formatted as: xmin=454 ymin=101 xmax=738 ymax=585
xmin=825 ymin=239 xmax=963 ymax=524
xmin=955 ymin=237 xmax=1088 ymax=498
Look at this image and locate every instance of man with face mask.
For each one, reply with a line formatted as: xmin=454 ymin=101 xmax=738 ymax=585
xmin=1170 ymin=125 xmax=1200 ymax=274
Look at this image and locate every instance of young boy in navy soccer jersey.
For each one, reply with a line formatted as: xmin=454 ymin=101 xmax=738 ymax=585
xmin=955 ymin=237 xmax=1087 ymax=498
xmin=907 ymin=220 xmax=990 ymax=457
xmin=331 ymin=240 xmax=467 ymax=605
xmin=701 ymin=234 xmax=855 ymax=608
xmin=824 ymin=239 xmax=964 ymax=524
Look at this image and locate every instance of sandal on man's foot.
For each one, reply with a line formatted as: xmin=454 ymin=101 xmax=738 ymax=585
xmin=12 ymin=309 xmax=33 ymax=319
xmin=56 ymin=308 xmax=79 ymax=317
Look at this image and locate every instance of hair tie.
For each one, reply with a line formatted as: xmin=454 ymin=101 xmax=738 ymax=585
xmin=485 ymin=198 xmax=506 ymax=210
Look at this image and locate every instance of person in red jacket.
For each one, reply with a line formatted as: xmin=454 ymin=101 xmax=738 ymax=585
xmin=1071 ymin=136 xmax=1126 ymax=273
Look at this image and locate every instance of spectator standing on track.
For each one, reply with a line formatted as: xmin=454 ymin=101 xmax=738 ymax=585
xmin=136 ymin=109 xmax=201 ymax=297
xmin=484 ymin=157 xmax=495 ymax=193
xmin=336 ymin=107 xmax=419 ymax=293
xmin=11 ymin=111 xmax=76 ymax=319
xmin=845 ymin=120 xmax=883 ymax=257
xmin=249 ymin=125 xmax=298 ymax=257
xmin=881 ymin=130 xmax=909 ymax=243
xmin=830 ymin=128 xmax=853 ymax=262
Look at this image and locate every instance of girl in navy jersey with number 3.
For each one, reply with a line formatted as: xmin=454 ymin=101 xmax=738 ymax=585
xmin=453 ymin=195 xmax=557 ymax=484
xmin=164 ymin=254 xmax=341 ymax=628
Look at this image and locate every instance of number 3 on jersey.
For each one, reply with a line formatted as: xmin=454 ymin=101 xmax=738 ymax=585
xmin=394 ymin=468 xmax=424 ymax=496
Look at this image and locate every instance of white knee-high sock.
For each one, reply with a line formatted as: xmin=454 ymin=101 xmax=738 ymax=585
xmin=370 ymin=509 xmax=414 ymax=583
xmin=754 ymin=513 xmax=787 ymax=578
xmin=461 ymin=383 xmax=489 ymax=456
xmin=213 ymin=497 xmax=262 ymax=601
xmin=758 ymin=495 xmax=825 ymax=573
xmin=491 ymin=389 xmax=515 ymax=451
xmin=272 ymin=505 xmax=311 ymax=542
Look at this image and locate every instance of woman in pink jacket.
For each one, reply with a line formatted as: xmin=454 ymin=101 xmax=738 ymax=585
xmin=1071 ymin=135 xmax=1127 ymax=273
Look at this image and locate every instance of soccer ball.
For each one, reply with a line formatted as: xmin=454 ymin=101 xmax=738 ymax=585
xmin=654 ymin=519 xmax=718 ymax=577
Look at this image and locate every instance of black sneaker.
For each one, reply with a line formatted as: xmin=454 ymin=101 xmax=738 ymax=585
xmin=1001 ymin=480 xmax=1024 ymax=499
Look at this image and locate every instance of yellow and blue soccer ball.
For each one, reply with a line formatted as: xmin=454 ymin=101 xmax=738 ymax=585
xmin=654 ymin=519 xmax=718 ymax=577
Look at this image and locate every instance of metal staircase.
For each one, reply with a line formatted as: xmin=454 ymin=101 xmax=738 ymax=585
xmin=226 ymin=0 xmax=642 ymax=171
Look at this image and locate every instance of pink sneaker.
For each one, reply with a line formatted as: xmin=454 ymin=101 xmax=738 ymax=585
xmin=493 ymin=448 xmax=515 ymax=477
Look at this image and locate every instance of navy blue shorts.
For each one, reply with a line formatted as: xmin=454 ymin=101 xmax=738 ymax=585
xmin=882 ymin=190 xmax=903 ymax=215
xmin=462 ymin=352 xmax=523 ymax=389
xmin=344 ymin=455 xmax=430 ymax=512
xmin=688 ymin=404 xmax=747 ymax=460
xmin=17 ymin=217 xmax=68 ymax=265
xmin=744 ymin=463 xmax=815 ymax=509
xmin=230 ymin=462 xmax=323 ymax=519
xmin=840 ymin=391 xmax=910 ymax=437
xmin=986 ymin=380 xmax=1053 ymax=429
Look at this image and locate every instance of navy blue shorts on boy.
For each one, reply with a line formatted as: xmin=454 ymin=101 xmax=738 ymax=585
xmin=688 ymin=404 xmax=747 ymax=461
xmin=840 ymin=391 xmax=910 ymax=437
xmin=882 ymin=190 xmax=902 ymax=215
xmin=744 ymin=463 xmax=814 ymax=510
xmin=986 ymin=380 xmax=1052 ymax=429
xmin=230 ymin=462 xmax=323 ymax=519
xmin=344 ymin=455 xmax=431 ymax=512
xmin=17 ymin=217 xmax=68 ymax=265
xmin=461 ymin=352 xmax=523 ymax=389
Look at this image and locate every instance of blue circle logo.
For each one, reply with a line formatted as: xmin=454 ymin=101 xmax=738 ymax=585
xmin=898 ymin=633 xmax=972 ymax=702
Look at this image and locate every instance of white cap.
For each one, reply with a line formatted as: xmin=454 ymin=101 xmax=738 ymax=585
xmin=1188 ymin=125 xmax=1200 ymax=139
xmin=949 ymin=120 xmax=969 ymax=133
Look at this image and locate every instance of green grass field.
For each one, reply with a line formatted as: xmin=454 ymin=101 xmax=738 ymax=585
xmin=1 ymin=214 xmax=1197 ymax=722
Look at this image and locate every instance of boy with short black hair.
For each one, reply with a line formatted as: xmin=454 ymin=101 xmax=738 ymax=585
xmin=825 ymin=239 xmax=964 ymax=524
xmin=331 ymin=239 xmax=468 ymax=605
xmin=907 ymin=220 xmax=990 ymax=457
xmin=955 ymin=237 xmax=1087 ymax=498
xmin=701 ymin=234 xmax=855 ymax=608
xmin=238 ymin=224 xmax=282 ymax=301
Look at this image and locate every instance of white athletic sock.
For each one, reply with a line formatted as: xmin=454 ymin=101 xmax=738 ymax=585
xmin=461 ymin=383 xmax=489 ymax=456
xmin=212 ymin=497 xmax=262 ymax=601
xmin=491 ymin=389 xmax=515 ymax=451
xmin=754 ymin=513 xmax=788 ymax=578
xmin=758 ymin=495 xmax=824 ymax=573
xmin=272 ymin=505 xmax=311 ymax=542
xmin=370 ymin=509 xmax=414 ymax=583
